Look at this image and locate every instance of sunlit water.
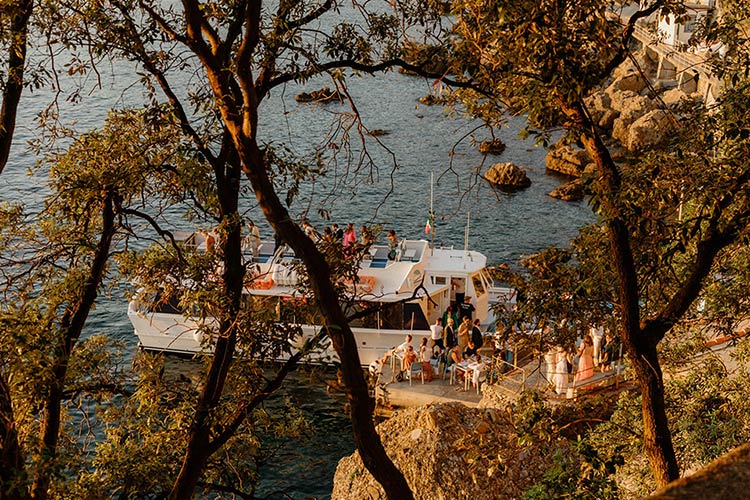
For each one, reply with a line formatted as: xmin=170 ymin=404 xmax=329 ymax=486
xmin=1 ymin=46 xmax=595 ymax=499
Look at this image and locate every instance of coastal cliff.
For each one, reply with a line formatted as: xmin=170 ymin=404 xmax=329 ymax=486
xmin=331 ymin=402 xmax=576 ymax=500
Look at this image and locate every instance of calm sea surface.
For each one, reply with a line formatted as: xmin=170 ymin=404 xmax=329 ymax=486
xmin=1 ymin=49 xmax=594 ymax=498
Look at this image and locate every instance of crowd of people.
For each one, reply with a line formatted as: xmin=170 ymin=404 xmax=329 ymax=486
xmin=372 ymin=299 xmax=489 ymax=389
xmin=546 ymin=326 xmax=621 ymax=396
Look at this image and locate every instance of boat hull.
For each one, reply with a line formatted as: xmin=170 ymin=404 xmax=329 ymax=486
xmin=128 ymin=302 xmax=430 ymax=366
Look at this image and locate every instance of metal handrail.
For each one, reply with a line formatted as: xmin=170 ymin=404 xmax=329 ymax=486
xmin=488 ymin=357 xmax=527 ymax=391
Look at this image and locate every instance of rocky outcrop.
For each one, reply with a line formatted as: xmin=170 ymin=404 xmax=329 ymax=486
xmin=484 ymin=162 xmax=531 ymax=192
xmin=295 ymin=87 xmax=344 ymax=103
xmin=548 ymin=179 xmax=585 ymax=202
xmin=606 ymin=72 xmax=649 ymax=94
xmin=331 ymin=403 xmax=577 ymax=500
xmin=648 ymin=444 xmax=750 ymax=500
xmin=662 ymin=88 xmax=690 ymax=108
xmin=478 ymin=138 xmax=506 ymax=155
xmin=622 ymin=109 xmax=675 ymax=151
xmin=545 ymin=145 xmax=590 ymax=177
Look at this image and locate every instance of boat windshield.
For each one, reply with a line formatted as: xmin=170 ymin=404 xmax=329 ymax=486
xmin=347 ymin=301 xmax=429 ymax=331
xmin=471 ymin=273 xmax=486 ymax=297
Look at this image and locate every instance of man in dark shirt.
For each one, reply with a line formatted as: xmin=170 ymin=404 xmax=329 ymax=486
xmin=463 ymin=341 xmax=478 ymax=359
xmin=458 ymin=296 xmax=475 ymax=321
xmin=471 ymin=318 xmax=484 ymax=349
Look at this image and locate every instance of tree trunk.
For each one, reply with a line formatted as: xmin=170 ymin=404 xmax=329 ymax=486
xmin=31 ymin=191 xmax=117 ymax=500
xmin=558 ymin=98 xmax=681 ymax=487
xmin=0 ymin=0 xmax=33 ymax=176
xmin=168 ymin=164 xmax=245 ymax=500
xmin=237 ymin=140 xmax=414 ymax=500
xmin=0 ymin=374 xmax=26 ymax=500
xmin=630 ymin=344 xmax=680 ymax=487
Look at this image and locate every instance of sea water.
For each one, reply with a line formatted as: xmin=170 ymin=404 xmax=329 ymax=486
xmin=0 ymin=47 xmax=594 ymax=500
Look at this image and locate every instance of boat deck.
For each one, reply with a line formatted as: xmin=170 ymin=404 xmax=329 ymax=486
xmin=374 ymin=356 xmax=629 ymax=409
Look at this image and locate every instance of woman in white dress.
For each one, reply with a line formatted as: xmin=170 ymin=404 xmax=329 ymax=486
xmin=554 ymin=347 xmax=569 ymax=395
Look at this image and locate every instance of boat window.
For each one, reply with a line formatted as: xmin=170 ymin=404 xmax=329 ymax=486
xmin=471 ymin=273 xmax=485 ymax=296
xmin=379 ymin=302 xmax=403 ymax=330
xmin=151 ymin=292 xmax=183 ymax=314
xmin=432 ymin=276 xmax=447 ymax=286
xmin=348 ymin=302 xmax=381 ymax=329
xmin=403 ymin=303 xmax=430 ymax=331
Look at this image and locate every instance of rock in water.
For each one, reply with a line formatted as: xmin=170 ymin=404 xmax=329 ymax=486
xmin=548 ymin=179 xmax=585 ymax=202
xmin=484 ymin=162 xmax=531 ymax=192
xmin=545 ymin=145 xmax=590 ymax=177
xmin=331 ymin=403 xmax=577 ymax=500
xmin=295 ymin=87 xmax=344 ymax=103
xmin=478 ymin=138 xmax=506 ymax=155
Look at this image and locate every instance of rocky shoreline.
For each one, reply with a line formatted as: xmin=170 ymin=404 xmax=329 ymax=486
xmin=485 ymin=49 xmax=699 ymax=201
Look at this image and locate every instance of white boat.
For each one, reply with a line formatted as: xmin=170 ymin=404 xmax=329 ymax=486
xmin=127 ymin=232 xmax=514 ymax=366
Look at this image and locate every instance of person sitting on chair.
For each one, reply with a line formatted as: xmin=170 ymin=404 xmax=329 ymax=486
xmin=468 ymin=354 xmax=484 ymax=389
xmin=463 ymin=340 xmax=478 ymax=359
xmin=379 ymin=334 xmax=413 ymax=365
xmin=401 ymin=345 xmax=418 ymax=373
xmin=419 ymin=337 xmax=433 ymax=382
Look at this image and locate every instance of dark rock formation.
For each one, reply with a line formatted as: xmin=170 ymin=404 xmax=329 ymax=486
xmin=295 ymin=87 xmax=344 ymax=103
xmin=548 ymin=179 xmax=585 ymax=202
xmin=478 ymin=138 xmax=506 ymax=155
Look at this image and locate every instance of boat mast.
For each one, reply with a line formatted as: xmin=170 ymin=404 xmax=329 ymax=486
xmin=464 ymin=211 xmax=470 ymax=253
xmin=430 ymin=171 xmax=435 ymax=256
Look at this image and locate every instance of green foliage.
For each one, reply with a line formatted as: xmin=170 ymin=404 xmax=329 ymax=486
xmin=507 ymin=391 xmax=621 ymax=499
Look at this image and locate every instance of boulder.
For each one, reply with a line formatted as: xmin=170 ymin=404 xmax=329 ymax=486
xmin=607 ymin=90 xmax=639 ymax=112
xmin=625 ymin=109 xmax=676 ymax=151
xmin=368 ymin=129 xmax=389 ymax=136
xmin=331 ymin=403 xmax=577 ymax=500
xmin=548 ymin=179 xmax=585 ymax=202
xmin=598 ymin=109 xmax=619 ymax=130
xmin=584 ymin=91 xmax=614 ymax=127
xmin=648 ymin=444 xmax=750 ymax=500
xmin=662 ymin=88 xmax=689 ymax=108
xmin=612 ymin=95 xmax=656 ymax=143
xmin=478 ymin=138 xmax=506 ymax=155
xmin=484 ymin=162 xmax=531 ymax=191
xmin=545 ymin=145 xmax=590 ymax=177
xmin=606 ymin=72 xmax=648 ymax=94
xmin=418 ymin=95 xmax=439 ymax=105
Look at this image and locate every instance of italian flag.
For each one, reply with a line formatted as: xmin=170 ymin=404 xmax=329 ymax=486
xmin=425 ymin=217 xmax=432 ymax=234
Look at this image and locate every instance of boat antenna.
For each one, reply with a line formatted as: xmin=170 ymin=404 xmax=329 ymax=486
xmin=464 ymin=211 xmax=470 ymax=253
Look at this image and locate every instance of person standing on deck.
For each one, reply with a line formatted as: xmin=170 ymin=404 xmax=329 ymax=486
xmin=343 ymin=223 xmax=357 ymax=254
xmin=443 ymin=317 xmax=457 ymax=349
xmin=471 ymin=318 xmax=484 ymax=349
xmin=430 ymin=317 xmax=444 ymax=351
xmin=458 ymin=296 xmax=475 ymax=322
xmin=331 ymin=223 xmax=344 ymax=243
xmin=591 ymin=324 xmax=605 ymax=367
xmin=386 ymin=229 xmax=398 ymax=259
xmin=243 ymin=220 xmax=261 ymax=259
xmin=457 ymin=316 xmax=471 ymax=355
xmin=441 ymin=305 xmax=458 ymax=332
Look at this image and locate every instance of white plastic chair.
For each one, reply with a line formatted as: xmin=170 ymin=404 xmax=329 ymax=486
xmin=405 ymin=361 xmax=424 ymax=385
